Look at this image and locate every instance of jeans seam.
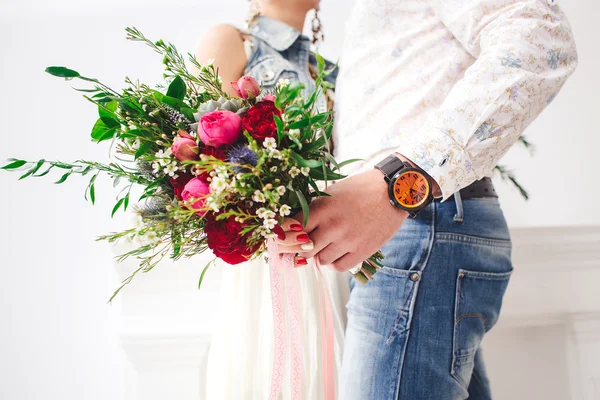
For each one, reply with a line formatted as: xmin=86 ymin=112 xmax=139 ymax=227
xmin=436 ymin=232 xmax=512 ymax=248
xmin=386 ymin=280 xmax=419 ymax=344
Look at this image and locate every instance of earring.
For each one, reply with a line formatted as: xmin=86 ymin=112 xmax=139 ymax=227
xmin=246 ymin=0 xmax=261 ymax=29
xmin=311 ymin=6 xmax=324 ymax=47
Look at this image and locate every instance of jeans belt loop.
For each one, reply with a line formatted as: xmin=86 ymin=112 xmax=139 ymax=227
xmin=453 ymin=191 xmax=464 ymax=223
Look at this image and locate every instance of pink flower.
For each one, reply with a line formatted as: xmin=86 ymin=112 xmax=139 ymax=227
xmin=177 ymin=129 xmax=195 ymax=140
xmin=171 ymin=137 xmax=199 ymax=161
xmin=198 ymin=110 xmax=243 ymax=147
xmin=262 ymin=94 xmax=276 ymax=102
xmin=231 ymin=76 xmax=261 ymax=99
xmin=182 ymin=177 xmax=211 ymax=216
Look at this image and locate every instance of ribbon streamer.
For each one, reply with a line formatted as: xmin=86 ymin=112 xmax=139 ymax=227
xmin=267 ymin=239 xmax=335 ymax=400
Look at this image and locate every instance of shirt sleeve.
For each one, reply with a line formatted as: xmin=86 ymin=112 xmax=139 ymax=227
xmin=395 ymin=0 xmax=578 ymax=200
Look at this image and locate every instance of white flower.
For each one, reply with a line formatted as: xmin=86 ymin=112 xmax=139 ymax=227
xmin=210 ymin=176 xmax=227 ymax=193
xmin=164 ymin=161 xmax=179 ymax=177
xmin=152 ymin=162 xmax=161 ymax=174
xmin=191 ymin=165 xmax=203 ymax=176
xmin=270 ymin=149 xmax=282 ymax=159
xmin=289 ymin=129 xmax=301 ymax=139
xmin=263 ymin=210 xmax=276 ymax=220
xmin=256 ymin=207 xmax=267 ymax=219
xmin=289 ymin=166 xmax=301 ymax=178
xmin=263 ymin=218 xmax=277 ymax=230
xmin=270 ymin=166 xmax=278 ymax=172
xmin=301 ymin=167 xmax=310 ymax=176
xmin=263 ymin=137 xmax=277 ymax=150
xmin=279 ymin=205 xmax=292 ymax=217
xmin=146 ymin=231 xmax=159 ymax=243
xmin=277 ymin=78 xmax=291 ymax=89
xmin=131 ymin=213 xmax=145 ymax=229
xmin=206 ymin=58 xmax=215 ymax=65
xmin=276 ymin=186 xmax=286 ymax=196
xmin=156 ymin=148 xmax=173 ymax=166
xmin=253 ymin=190 xmax=266 ymax=203
xmin=200 ymin=154 xmax=209 ymax=162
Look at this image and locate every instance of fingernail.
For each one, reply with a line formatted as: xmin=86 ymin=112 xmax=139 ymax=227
xmin=300 ymin=243 xmax=314 ymax=251
xmin=295 ymin=257 xmax=308 ymax=267
xmin=296 ymin=234 xmax=310 ymax=243
xmin=290 ymin=224 xmax=303 ymax=232
xmin=272 ymin=224 xmax=286 ymax=241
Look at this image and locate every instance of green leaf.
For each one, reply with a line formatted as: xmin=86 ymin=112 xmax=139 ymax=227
xmin=287 ymin=117 xmax=311 ymax=130
xmin=179 ymin=107 xmax=196 ymax=122
xmin=55 ymin=172 xmax=71 ymax=184
xmin=337 ymin=158 xmax=364 ymax=169
xmin=89 ymin=184 xmax=96 ymax=204
xmin=98 ymin=100 xmax=119 ymax=128
xmin=123 ymin=193 xmax=130 ymax=211
xmin=19 ymin=159 xmax=45 ymax=180
xmin=274 ymin=115 xmax=284 ymax=145
xmin=309 ymin=168 xmax=346 ymax=181
xmin=34 ymin=166 xmax=53 ymax=177
xmin=198 ymin=261 xmax=213 ymax=290
xmin=295 ymin=190 xmax=310 ymax=227
xmin=289 ymin=151 xmax=322 ymax=168
xmin=91 ymin=118 xmax=118 ymax=142
xmin=134 ymin=141 xmax=154 ymax=159
xmin=1 ymin=159 xmax=27 ymax=170
xmin=112 ymin=198 xmax=125 ymax=217
xmin=45 ymin=66 xmax=80 ymax=79
xmin=166 ymin=76 xmax=187 ymax=101
xmin=316 ymin=53 xmax=326 ymax=74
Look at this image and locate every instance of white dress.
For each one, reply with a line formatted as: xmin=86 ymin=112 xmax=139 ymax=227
xmin=205 ymin=257 xmax=350 ymax=400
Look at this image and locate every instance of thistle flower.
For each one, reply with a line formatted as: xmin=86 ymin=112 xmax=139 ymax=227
xmin=228 ymin=144 xmax=258 ymax=173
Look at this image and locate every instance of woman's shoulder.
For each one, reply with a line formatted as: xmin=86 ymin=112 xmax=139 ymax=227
xmin=195 ymin=24 xmax=247 ymax=65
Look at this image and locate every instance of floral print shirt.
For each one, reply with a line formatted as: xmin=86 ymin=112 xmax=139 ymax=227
xmin=333 ymin=0 xmax=578 ymax=199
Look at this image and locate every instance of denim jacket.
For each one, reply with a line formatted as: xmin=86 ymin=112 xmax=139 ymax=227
xmin=243 ymin=16 xmax=337 ymax=113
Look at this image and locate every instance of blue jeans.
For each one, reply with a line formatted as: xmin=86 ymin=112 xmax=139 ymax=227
xmin=341 ymin=197 xmax=513 ymax=400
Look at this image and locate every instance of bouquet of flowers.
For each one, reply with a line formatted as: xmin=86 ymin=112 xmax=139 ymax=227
xmin=1 ymin=28 xmax=383 ymax=300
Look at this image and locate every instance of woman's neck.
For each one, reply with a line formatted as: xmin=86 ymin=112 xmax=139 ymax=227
xmin=260 ymin=8 xmax=307 ymax=33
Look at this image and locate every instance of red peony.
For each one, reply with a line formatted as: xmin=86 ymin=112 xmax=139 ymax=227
xmin=241 ymin=100 xmax=281 ymax=143
xmin=202 ymin=145 xmax=228 ymax=161
xmin=169 ymin=172 xmax=194 ymax=200
xmin=204 ymin=212 xmax=261 ymax=264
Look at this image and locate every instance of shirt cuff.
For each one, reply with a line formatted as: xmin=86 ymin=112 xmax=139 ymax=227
xmin=394 ymin=127 xmax=480 ymax=201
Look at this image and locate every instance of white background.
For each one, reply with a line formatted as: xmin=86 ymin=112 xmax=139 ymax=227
xmin=0 ymin=0 xmax=597 ymax=399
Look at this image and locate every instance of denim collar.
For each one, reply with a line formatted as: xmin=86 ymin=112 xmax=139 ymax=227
xmin=251 ymin=16 xmax=310 ymax=52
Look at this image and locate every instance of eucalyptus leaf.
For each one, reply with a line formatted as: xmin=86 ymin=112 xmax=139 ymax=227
xmin=45 ymin=66 xmax=80 ymax=79
xmin=112 ymin=198 xmax=125 ymax=217
xmin=1 ymin=159 xmax=27 ymax=170
xmin=55 ymin=172 xmax=71 ymax=184
xmin=19 ymin=159 xmax=45 ymax=180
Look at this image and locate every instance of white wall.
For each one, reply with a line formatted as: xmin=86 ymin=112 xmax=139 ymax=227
xmin=0 ymin=1 xmax=597 ymax=399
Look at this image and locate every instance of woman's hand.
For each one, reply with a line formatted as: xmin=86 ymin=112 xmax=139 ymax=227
xmin=276 ymin=217 xmax=313 ymax=267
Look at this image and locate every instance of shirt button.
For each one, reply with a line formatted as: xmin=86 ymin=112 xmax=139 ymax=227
xmin=262 ymin=70 xmax=275 ymax=81
xmin=410 ymin=273 xmax=420 ymax=282
xmin=547 ymin=0 xmax=557 ymax=5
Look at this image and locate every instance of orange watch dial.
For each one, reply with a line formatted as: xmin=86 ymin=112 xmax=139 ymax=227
xmin=393 ymin=170 xmax=430 ymax=209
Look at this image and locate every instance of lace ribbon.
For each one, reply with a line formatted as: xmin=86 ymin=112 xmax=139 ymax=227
xmin=267 ymin=239 xmax=335 ymax=400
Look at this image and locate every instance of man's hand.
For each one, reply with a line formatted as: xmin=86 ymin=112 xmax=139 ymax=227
xmin=294 ymin=169 xmax=408 ymax=272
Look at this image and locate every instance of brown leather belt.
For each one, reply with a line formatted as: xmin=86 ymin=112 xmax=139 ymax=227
xmin=434 ymin=177 xmax=497 ymax=201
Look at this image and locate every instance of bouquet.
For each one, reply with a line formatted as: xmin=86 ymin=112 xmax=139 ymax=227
xmin=1 ymin=28 xmax=383 ymax=300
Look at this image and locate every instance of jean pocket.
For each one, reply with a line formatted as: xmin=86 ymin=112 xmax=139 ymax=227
xmin=451 ymin=268 xmax=512 ymax=388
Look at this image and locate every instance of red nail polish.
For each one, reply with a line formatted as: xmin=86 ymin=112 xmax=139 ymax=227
xmin=290 ymin=224 xmax=303 ymax=232
xmin=295 ymin=257 xmax=308 ymax=266
xmin=296 ymin=233 xmax=310 ymax=243
xmin=272 ymin=224 xmax=286 ymax=241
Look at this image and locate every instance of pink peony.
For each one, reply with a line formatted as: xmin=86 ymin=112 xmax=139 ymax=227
xmin=171 ymin=137 xmax=199 ymax=161
xmin=198 ymin=110 xmax=243 ymax=147
xmin=181 ymin=177 xmax=211 ymax=216
xmin=232 ymin=76 xmax=261 ymax=99
xmin=262 ymin=94 xmax=276 ymax=102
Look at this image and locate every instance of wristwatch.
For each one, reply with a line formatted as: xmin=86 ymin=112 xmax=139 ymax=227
xmin=375 ymin=155 xmax=434 ymax=217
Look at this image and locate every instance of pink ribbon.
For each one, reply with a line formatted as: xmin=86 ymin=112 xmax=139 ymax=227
xmin=267 ymin=239 xmax=335 ymax=400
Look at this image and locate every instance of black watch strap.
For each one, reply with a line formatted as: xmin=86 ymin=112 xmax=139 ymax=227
xmin=374 ymin=155 xmax=408 ymax=183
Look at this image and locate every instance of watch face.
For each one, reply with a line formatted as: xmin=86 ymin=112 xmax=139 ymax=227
xmin=392 ymin=170 xmax=431 ymax=209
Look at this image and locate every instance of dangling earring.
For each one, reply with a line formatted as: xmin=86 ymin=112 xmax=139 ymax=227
xmin=311 ymin=6 xmax=324 ymax=47
xmin=246 ymin=0 xmax=261 ymax=29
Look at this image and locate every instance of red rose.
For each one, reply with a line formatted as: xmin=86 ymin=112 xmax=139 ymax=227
xmin=204 ymin=212 xmax=261 ymax=265
xmin=169 ymin=172 xmax=194 ymax=200
xmin=241 ymin=100 xmax=281 ymax=143
xmin=202 ymin=145 xmax=228 ymax=161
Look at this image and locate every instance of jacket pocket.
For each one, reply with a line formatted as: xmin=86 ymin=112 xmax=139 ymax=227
xmin=451 ymin=269 xmax=512 ymax=388
xmin=247 ymin=56 xmax=300 ymax=88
